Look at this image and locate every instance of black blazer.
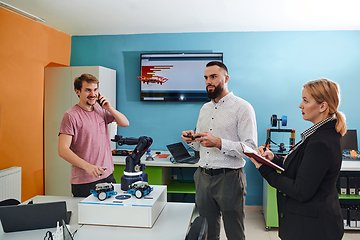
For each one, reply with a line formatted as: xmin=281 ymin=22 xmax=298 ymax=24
xmin=259 ymin=120 xmax=344 ymax=240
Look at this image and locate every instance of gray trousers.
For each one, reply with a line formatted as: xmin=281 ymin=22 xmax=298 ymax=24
xmin=194 ymin=167 xmax=247 ymax=240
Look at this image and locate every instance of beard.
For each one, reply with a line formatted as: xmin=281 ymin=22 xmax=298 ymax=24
xmin=206 ymin=83 xmax=224 ymax=100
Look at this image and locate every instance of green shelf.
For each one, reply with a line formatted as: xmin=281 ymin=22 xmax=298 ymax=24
xmin=167 ymin=180 xmax=196 ymax=194
xmin=338 ymin=194 xmax=360 ymax=199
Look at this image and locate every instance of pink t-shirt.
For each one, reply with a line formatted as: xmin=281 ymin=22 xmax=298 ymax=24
xmin=59 ymin=104 xmax=115 ymax=184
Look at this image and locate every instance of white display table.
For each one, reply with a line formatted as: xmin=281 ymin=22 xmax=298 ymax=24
xmin=78 ymin=185 xmax=167 ymax=228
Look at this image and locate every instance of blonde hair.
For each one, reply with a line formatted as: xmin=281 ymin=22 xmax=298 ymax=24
xmin=304 ymin=78 xmax=347 ymax=136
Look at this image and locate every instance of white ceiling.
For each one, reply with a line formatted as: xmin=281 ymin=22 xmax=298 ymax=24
xmin=2 ymin=0 xmax=360 ymax=36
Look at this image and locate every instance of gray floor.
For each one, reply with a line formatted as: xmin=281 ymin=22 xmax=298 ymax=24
xmin=191 ymin=206 xmax=360 ymax=240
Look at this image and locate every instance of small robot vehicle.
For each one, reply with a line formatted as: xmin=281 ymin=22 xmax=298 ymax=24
xmin=90 ymin=183 xmax=117 ymax=201
xmin=127 ymin=181 xmax=153 ymax=199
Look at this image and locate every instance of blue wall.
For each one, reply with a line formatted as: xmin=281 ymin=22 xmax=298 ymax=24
xmin=71 ymin=31 xmax=360 ymax=205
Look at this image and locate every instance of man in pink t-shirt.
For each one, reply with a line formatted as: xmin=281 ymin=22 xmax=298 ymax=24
xmin=58 ymin=73 xmax=129 ymax=197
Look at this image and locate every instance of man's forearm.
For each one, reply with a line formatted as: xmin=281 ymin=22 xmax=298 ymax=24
xmin=58 ymin=147 xmax=90 ymax=170
xmin=108 ymin=107 xmax=129 ymax=127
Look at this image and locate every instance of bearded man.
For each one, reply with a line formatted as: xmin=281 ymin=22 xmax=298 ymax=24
xmin=181 ymin=61 xmax=257 ymax=240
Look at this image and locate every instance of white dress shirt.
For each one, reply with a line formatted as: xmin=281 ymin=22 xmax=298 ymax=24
xmin=189 ymin=92 xmax=257 ymax=169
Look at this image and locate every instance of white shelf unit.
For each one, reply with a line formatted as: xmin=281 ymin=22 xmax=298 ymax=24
xmin=44 ymin=66 xmax=116 ymax=196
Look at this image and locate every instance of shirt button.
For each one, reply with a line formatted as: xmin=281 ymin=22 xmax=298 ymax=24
xmin=280 ymin=213 xmax=284 ymax=218
xmin=283 ymin=193 xmax=286 ymax=196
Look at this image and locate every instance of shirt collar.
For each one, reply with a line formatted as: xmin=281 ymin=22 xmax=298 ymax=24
xmin=211 ymin=92 xmax=234 ymax=105
xmin=283 ymin=117 xmax=333 ymax=163
xmin=300 ymin=117 xmax=333 ymax=141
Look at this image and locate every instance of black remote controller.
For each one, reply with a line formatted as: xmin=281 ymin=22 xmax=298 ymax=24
xmin=183 ymin=134 xmax=201 ymax=140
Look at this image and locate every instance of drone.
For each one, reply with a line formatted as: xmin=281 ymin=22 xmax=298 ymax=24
xmin=137 ymin=76 xmax=168 ymax=85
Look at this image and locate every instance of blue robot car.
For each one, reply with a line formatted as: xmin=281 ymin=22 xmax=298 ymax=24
xmin=90 ymin=183 xmax=117 ymax=201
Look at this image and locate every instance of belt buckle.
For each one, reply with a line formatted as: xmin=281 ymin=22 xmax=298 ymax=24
xmin=202 ymin=167 xmax=211 ymax=175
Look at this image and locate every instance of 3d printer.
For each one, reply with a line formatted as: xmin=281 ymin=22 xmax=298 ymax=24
xmin=264 ymin=114 xmax=296 ymax=154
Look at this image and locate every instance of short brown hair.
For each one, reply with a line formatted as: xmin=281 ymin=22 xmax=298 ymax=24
xmin=74 ymin=73 xmax=99 ymax=91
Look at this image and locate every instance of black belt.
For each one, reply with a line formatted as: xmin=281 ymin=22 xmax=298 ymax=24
xmin=200 ymin=167 xmax=239 ymax=176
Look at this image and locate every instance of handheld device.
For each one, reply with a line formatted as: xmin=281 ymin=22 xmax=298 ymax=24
xmin=99 ymin=167 xmax=107 ymax=177
xmin=97 ymin=92 xmax=103 ymax=106
xmin=183 ymin=134 xmax=201 ymax=140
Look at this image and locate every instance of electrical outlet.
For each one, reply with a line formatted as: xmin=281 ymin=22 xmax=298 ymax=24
xmin=171 ymin=175 xmax=177 ymax=180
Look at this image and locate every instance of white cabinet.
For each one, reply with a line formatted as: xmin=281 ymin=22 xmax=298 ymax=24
xmin=44 ymin=66 xmax=116 ymax=196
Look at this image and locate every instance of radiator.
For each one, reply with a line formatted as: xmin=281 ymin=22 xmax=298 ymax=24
xmin=0 ymin=167 xmax=21 ymax=202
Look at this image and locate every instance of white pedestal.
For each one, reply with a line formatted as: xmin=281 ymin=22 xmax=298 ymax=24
xmin=78 ymin=184 xmax=167 ymax=228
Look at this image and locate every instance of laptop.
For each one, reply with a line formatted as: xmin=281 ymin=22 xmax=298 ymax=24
xmin=0 ymin=201 xmax=68 ymax=233
xmin=62 ymin=219 xmax=74 ymax=240
xmin=166 ymin=142 xmax=199 ymax=164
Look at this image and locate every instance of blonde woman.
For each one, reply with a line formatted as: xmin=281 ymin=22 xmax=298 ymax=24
xmin=251 ymin=78 xmax=346 ymax=240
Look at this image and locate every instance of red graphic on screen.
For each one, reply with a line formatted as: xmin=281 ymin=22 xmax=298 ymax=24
xmin=137 ymin=65 xmax=173 ymax=85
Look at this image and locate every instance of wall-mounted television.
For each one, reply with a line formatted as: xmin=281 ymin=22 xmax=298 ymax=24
xmin=139 ymin=53 xmax=223 ymax=101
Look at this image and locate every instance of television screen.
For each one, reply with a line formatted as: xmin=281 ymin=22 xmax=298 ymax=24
xmin=139 ymin=53 xmax=223 ymax=101
xmin=340 ymin=129 xmax=358 ymax=151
